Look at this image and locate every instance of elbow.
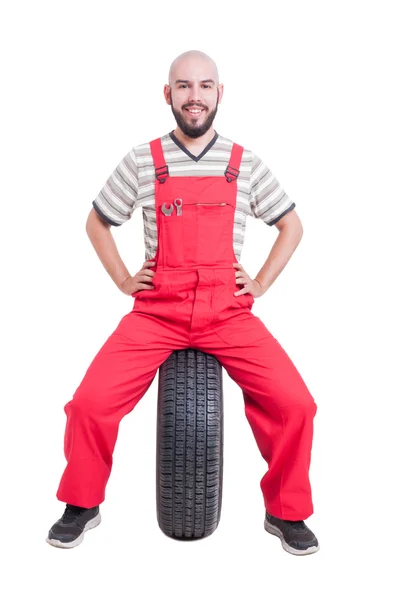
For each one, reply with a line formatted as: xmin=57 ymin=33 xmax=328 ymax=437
xmin=298 ymin=224 xmax=304 ymax=240
xmin=294 ymin=224 xmax=304 ymax=247
xmin=294 ymin=212 xmax=304 ymax=239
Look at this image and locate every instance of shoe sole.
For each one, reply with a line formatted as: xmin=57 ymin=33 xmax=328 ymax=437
xmin=46 ymin=512 xmax=101 ymax=549
xmin=264 ymin=519 xmax=320 ymax=556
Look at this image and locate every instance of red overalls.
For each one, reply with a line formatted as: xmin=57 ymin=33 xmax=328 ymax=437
xmin=56 ymin=138 xmax=317 ymax=520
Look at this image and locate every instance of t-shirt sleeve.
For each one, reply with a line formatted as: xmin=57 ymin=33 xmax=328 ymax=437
xmin=248 ymin=152 xmax=295 ymax=226
xmin=92 ymin=148 xmax=138 ymax=226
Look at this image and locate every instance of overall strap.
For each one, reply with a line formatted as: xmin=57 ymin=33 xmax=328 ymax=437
xmin=150 ymin=137 xmax=243 ymax=183
xmin=225 ymin=143 xmax=244 ymax=182
xmin=149 ymin=138 xmax=169 ymax=183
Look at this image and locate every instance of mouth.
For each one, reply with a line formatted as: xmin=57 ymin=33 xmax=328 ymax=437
xmin=184 ymin=107 xmax=205 ymax=117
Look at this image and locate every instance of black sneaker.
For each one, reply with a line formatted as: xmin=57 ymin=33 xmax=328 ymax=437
xmin=264 ymin=511 xmax=319 ymax=555
xmin=46 ymin=504 xmax=101 ymax=549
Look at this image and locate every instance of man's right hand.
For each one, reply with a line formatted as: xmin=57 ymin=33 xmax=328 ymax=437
xmin=120 ymin=261 xmax=156 ymax=295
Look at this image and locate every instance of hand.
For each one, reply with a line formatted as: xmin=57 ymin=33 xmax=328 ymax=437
xmin=233 ymin=263 xmax=264 ymax=298
xmin=120 ymin=261 xmax=156 ymax=295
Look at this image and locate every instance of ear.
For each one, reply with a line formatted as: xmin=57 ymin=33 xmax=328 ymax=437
xmin=217 ymin=83 xmax=224 ymax=103
xmin=164 ymin=84 xmax=171 ymax=105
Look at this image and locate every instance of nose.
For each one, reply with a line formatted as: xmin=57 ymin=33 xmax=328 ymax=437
xmin=187 ymin=83 xmax=205 ymax=106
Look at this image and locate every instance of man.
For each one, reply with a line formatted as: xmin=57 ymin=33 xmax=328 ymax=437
xmin=46 ymin=50 xmax=319 ymax=555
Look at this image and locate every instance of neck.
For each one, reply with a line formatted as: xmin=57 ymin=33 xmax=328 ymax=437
xmin=172 ymin=127 xmax=216 ymax=150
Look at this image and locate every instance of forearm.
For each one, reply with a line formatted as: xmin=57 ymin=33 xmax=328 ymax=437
xmin=86 ymin=221 xmax=131 ymax=291
xmin=254 ymin=227 xmax=303 ymax=294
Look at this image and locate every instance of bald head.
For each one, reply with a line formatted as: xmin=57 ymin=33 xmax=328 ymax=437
xmin=168 ymin=50 xmax=219 ymax=86
xmin=165 ymin=50 xmax=223 ymax=139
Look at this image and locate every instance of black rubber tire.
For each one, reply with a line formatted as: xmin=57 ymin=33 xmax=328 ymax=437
xmin=156 ymin=348 xmax=224 ymax=540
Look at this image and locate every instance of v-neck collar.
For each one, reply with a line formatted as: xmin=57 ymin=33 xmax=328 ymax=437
xmin=169 ymin=129 xmax=219 ymax=162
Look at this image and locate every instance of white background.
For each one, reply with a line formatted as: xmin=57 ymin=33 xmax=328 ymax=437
xmin=1 ymin=0 xmax=397 ymax=597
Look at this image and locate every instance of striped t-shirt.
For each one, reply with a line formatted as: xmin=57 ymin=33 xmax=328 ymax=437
xmin=92 ymin=130 xmax=296 ymax=262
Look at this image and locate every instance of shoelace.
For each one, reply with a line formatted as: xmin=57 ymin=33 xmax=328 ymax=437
xmin=285 ymin=519 xmax=306 ymax=531
xmin=62 ymin=504 xmax=85 ymax=524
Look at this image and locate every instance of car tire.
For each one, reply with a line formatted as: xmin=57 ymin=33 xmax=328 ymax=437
xmin=156 ymin=348 xmax=224 ymax=540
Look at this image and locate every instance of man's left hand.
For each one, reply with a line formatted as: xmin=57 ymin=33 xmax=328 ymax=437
xmin=233 ymin=263 xmax=264 ymax=298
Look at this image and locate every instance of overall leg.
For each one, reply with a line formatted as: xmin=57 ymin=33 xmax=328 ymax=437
xmin=56 ymin=309 xmax=190 ymax=508
xmin=194 ymin=311 xmax=317 ymax=521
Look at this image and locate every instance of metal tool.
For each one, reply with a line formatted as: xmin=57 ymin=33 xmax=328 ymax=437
xmin=161 ymin=198 xmax=183 ymax=216
xmin=174 ymin=198 xmax=183 ymax=216
xmin=161 ymin=203 xmax=174 ymax=216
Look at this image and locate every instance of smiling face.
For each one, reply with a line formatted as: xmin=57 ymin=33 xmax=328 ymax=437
xmin=164 ymin=52 xmax=224 ymax=139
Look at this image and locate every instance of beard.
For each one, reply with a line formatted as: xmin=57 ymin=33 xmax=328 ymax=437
xmin=170 ymin=89 xmax=219 ymax=139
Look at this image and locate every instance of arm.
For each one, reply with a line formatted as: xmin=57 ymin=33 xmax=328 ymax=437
xmin=86 ymin=146 xmax=138 ymax=291
xmin=253 ymin=208 xmax=303 ymax=295
xmin=247 ymin=151 xmax=302 ymax=294
xmin=86 ymin=208 xmax=132 ymax=292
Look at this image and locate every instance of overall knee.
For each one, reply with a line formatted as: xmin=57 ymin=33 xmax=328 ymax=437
xmin=300 ymin=393 xmax=317 ymax=419
xmin=64 ymin=386 xmax=106 ymax=421
xmin=281 ymin=394 xmax=317 ymax=422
